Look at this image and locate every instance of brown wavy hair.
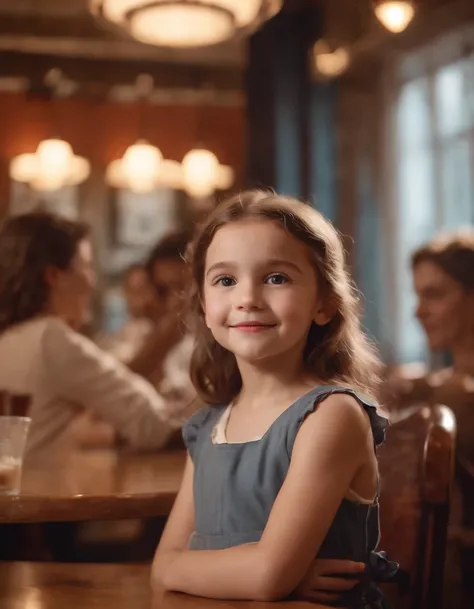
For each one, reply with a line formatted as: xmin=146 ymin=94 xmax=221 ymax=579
xmin=0 ymin=211 xmax=90 ymax=333
xmin=412 ymin=230 xmax=474 ymax=291
xmin=186 ymin=190 xmax=382 ymax=405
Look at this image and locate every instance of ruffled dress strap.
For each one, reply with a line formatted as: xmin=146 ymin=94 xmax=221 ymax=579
xmin=182 ymin=407 xmax=223 ymax=462
xmin=285 ymin=385 xmax=388 ymax=457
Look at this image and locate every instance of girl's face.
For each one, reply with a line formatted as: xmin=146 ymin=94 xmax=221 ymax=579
xmin=413 ymin=260 xmax=474 ymax=351
xmin=46 ymin=239 xmax=96 ymax=329
xmin=202 ymin=218 xmax=328 ymax=368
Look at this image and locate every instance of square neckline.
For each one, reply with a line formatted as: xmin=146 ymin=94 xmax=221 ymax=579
xmin=213 ymin=384 xmax=333 ymax=447
xmin=210 ymin=384 xmax=379 ymax=506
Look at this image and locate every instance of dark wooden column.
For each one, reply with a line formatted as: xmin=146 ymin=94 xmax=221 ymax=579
xmin=245 ymin=5 xmax=322 ymax=197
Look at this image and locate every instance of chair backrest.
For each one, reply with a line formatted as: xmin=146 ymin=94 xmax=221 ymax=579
xmin=0 ymin=391 xmax=32 ymax=417
xmin=378 ymin=404 xmax=456 ymax=609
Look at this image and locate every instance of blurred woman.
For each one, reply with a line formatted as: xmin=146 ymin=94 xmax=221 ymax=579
xmin=384 ymin=230 xmax=474 ymax=461
xmin=0 ymin=212 xmax=185 ymax=458
xmin=383 ymin=230 xmax=474 ymax=599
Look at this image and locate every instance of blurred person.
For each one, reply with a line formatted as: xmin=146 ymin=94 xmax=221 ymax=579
xmin=101 ymin=264 xmax=155 ymax=362
xmin=0 ymin=212 xmax=187 ymax=458
xmin=128 ymin=230 xmax=196 ymax=402
xmin=382 ymin=230 xmax=474 ymax=600
xmin=383 ymin=230 xmax=474 ymax=461
xmin=146 ymin=231 xmax=191 ymax=316
xmin=124 ymin=264 xmax=155 ymax=320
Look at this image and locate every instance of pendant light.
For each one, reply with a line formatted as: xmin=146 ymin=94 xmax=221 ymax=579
xmin=373 ymin=1 xmax=415 ymax=34
xmin=312 ymin=39 xmax=350 ymax=79
xmin=90 ymin=0 xmax=282 ymax=49
xmin=106 ymin=75 xmax=165 ymax=193
xmin=10 ymin=70 xmax=90 ymax=192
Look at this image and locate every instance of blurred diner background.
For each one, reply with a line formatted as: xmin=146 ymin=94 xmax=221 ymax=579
xmin=0 ymin=1 xmax=473 ymax=608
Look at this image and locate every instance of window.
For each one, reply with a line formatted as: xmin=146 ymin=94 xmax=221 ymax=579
xmin=389 ymin=31 xmax=474 ymax=363
xmin=435 ymin=61 xmax=473 ymax=228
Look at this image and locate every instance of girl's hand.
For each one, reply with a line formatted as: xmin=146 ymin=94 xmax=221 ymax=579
xmin=294 ymin=558 xmax=365 ymax=603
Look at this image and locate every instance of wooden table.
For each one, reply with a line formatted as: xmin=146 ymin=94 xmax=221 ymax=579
xmin=0 ymin=450 xmax=186 ymax=523
xmin=0 ymin=562 xmax=322 ymax=609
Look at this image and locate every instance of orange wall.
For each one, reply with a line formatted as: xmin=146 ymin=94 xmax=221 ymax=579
xmin=0 ymin=92 xmax=245 ymax=212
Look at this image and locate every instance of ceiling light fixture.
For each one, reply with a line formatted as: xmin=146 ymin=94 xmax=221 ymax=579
xmin=10 ymin=138 xmax=90 ymax=192
xmin=106 ymin=139 xmax=163 ymax=193
xmin=373 ymin=0 xmax=415 ymax=34
xmin=312 ymin=40 xmax=350 ymax=79
xmin=182 ymin=147 xmax=234 ymax=198
xmin=89 ymin=0 xmax=283 ymax=48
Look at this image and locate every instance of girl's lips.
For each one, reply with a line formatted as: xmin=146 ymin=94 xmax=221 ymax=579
xmin=230 ymin=322 xmax=276 ymax=333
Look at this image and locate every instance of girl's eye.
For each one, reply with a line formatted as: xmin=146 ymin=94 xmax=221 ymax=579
xmin=266 ymin=274 xmax=289 ymax=285
xmin=215 ymin=276 xmax=236 ymax=287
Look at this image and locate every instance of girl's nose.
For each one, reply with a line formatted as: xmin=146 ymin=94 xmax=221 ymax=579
xmin=235 ymin=280 xmax=263 ymax=311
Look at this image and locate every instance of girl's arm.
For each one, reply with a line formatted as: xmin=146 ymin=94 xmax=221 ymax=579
xmin=152 ymin=455 xmax=196 ymax=563
xmin=154 ymin=393 xmax=373 ymax=601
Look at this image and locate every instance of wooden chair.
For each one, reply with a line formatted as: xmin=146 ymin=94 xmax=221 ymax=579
xmin=450 ymin=457 xmax=474 ymax=601
xmin=377 ymin=404 xmax=456 ymax=609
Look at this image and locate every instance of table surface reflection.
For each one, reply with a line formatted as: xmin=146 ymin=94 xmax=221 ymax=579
xmin=0 ymin=562 xmax=323 ymax=609
xmin=0 ymin=450 xmax=186 ymax=523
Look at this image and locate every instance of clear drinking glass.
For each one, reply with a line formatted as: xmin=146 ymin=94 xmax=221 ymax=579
xmin=0 ymin=416 xmax=31 ymax=495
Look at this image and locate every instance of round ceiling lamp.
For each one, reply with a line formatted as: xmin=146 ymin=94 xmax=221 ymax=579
xmin=312 ymin=40 xmax=350 ymax=79
xmin=89 ymin=0 xmax=283 ymax=48
xmin=106 ymin=139 xmax=163 ymax=193
xmin=373 ymin=1 xmax=415 ymax=34
xmin=10 ymin=138 xmax=90 ymax=192
xmin=182 ymin=147 xmax=234 ymax=198
xmin=106 ymin=138 xmax=234 ymax=197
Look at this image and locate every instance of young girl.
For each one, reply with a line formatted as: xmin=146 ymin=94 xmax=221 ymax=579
xmin=152 ymin=191 xmax=397 ymax=606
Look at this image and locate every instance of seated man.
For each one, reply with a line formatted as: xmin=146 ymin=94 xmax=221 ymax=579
xmin=127 ymin=231 xmax=196 ymax=406
xmin=101 ymin=264 xmax=156 ymax=363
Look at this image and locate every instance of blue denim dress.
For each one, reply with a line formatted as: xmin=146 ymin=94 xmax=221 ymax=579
xmin=183 ymin=385 xmax=398 ymax=608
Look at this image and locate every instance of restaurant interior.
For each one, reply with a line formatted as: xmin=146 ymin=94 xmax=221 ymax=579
xmin=0 ymin=1 xmax=474 ymax=608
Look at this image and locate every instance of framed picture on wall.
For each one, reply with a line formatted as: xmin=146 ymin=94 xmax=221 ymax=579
xmin=9 ymin=181 xmax=80 ymax=219
xmin=112 ymin=187 xmax=180 ymax=249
